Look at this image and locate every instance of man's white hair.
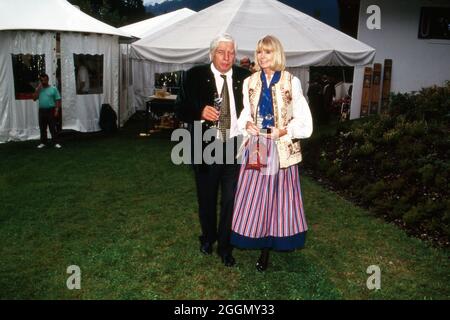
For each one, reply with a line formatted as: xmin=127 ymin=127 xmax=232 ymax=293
xmin=209 ymin=33 xmax=237 ymax=61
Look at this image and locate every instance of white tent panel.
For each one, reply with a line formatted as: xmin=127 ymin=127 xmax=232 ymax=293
xmin=118 ymin=9 xmax=196 ymax=119
xmin=61 ymin=33 xmax=119 ymax=132
xmin=119 ymin=9 xmax=198 ymax=113
xmin=0 ymin=31 xmax=56 ymax=142
xmin=0 ymin=0 xmax=130 ymax=142
xmin=0 ymin=0 xmax=130 ymax=37
xmin=131 ymin=0 xmax=375 ymax=67
xmin=129 ymin=0 xmax=375 ymax=110
xmin=119 ymin=8 xmax=195 ymax=39
xmin=119 ymin=45 xmax=133 ymax=127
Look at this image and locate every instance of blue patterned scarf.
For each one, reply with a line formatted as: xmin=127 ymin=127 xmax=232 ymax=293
xmin=259 ymin=70 xmax=281 ymax=129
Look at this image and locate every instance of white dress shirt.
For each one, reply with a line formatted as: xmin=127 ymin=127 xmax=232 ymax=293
xmin=210 ymin=63 xmax=240 ymax=139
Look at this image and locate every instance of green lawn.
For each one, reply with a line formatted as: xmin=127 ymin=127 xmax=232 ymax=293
xmin=0 ymin=123 xmax=448 ymax=300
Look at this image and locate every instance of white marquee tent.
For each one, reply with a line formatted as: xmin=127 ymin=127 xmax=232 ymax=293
xmin=0 ymin=0 xmax=131 ymax=142
xmin=118 ymin=8 xmax=196 ymax=117
xmin=130 ymin=0 xmax=375 ymax=112
xmin=120 ymin=8 xmax=195 ymax=39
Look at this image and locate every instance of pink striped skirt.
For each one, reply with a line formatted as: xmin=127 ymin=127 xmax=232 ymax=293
xmin=230 ymin=136 xmax=308 ymax=251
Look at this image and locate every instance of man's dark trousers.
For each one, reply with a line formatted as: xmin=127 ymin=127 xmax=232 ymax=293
xmin=194 ymin=136 xmax=240 ymax=256
xmin=38 ymin=108 xmax=59 ymax=145
xmin=175 ymin=64 xmax=251 ymax=256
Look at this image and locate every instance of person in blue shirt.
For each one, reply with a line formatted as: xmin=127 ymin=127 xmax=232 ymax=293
xmin=32 ymin=74 xmax=62 ymax=148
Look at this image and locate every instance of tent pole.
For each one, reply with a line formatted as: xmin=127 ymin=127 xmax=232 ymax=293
xmin=118 ymin=40 xmax=121 ymax=129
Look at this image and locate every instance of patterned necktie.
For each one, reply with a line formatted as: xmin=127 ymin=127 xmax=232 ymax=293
xmin=219 ymin=74 xmax=231 ymax=140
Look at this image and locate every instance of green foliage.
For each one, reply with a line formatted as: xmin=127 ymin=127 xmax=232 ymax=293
xmin=403 ymin=207 xmax=424 ymax=226
xmin=338 ymin=174 xmax=354 ymax=188
xmin=419 ymin=164 xmax=436 ymax=185
xmin=68 ymin=0 xmax=153 ymax=27
xmin=390 ymin=84 xmax=450 ymax=122
xmin=325 ymin=164 xmax=340 ymax=180
xmin=361 ymin=180 xmax=387 ymax=205
xmin=359 ymin=142 xmax=375 ymax=156
xmin=303 ymin=82 xmax=450 ymax=239
xmin=382 ymin=128 xmax=401 ymax=144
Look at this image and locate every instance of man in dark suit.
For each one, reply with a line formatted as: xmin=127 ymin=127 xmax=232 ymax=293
xmin=322 ymin=75 xmax=335 ymax=124
xmin=175 ymin=34 xmax=251 ymax=267
xmin=307 ymin=75 xmax=323 ymax=127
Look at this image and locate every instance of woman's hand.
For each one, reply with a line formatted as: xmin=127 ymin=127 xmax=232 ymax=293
xmin=266 ymin=127 xmax=287 ymax=140
xmin=245 ymin=121 xmax=259 ymax=136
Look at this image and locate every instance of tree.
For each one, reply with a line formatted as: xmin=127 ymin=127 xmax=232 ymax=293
xmin=68 ymin=0 xmax=152 ymax=27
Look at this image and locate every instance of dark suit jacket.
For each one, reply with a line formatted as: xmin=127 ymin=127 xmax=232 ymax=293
xmin=175 ymin=64 xmax=251 ymax=124
xmin=175 ymin=64 xmax=251 ymax=165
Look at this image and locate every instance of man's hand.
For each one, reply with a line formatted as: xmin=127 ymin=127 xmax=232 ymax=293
xmin=245 ymin=121 xmax=259 ymax=136
xmin=201 ymin=106 xmax=219 ymax=121
xmin=54 ymin=108 xmax=59 ymax=117
xmin=33 ymin=83 xmax=42 ymax=101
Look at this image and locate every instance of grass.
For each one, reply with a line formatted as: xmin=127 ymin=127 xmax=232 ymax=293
xmin=0 ymin=120 xmax=449 ymax=300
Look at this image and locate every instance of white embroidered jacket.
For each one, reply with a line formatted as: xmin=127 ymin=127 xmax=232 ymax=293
xmin=238 ymin=70 xmax=313 ymax=168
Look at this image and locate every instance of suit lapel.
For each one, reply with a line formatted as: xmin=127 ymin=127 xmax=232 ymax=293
xmin=232 ymin=67 xmax=244 ymax=115
xmin=232 ymin=73 xmax=241 ymax=95
xmin=204 ymin=67 xmax=217 ymax=103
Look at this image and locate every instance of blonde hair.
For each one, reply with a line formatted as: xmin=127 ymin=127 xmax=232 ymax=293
xmin=254 ymin=35 xmax=286 ymax=72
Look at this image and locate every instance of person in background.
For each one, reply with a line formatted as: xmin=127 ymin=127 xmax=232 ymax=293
xmin=307 ymin=75 xmax=323 ymax=127
xmin=322 ymin=74 xmax=335 ymax=124
xmin=32 ymin=74 xmax=62 ymax=149
xmin=239 ymin=56 xmax=251 ymax=70
xmin=77 ymin=58 xmax=90 ymax=94
xmin=231 ymin=35 xmax=313 ymax=272
xmin=249 ymin=61 xmax=257 ymax=73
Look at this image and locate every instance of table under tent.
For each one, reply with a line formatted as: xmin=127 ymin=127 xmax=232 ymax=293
xmin=0 ymin=0 xmax=131 ymax=142
xmin=130 ymin=0 xmax=375 ymax=120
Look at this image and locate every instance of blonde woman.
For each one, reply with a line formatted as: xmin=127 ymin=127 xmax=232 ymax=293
xmin=230 ymin=35 xmax=313 ymax=271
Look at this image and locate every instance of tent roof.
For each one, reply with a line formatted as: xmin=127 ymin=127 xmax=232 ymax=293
xmin=119 ymin=8 xmax=195 ymax=39
xmin=0 ymin=0 xmax=131 ymax=37
xmin=131 ymin=0 xmax=375 ymax=66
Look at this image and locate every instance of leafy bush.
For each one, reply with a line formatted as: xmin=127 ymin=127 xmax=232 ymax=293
xmin=303 ymin=82 xmax=450 ymax=241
